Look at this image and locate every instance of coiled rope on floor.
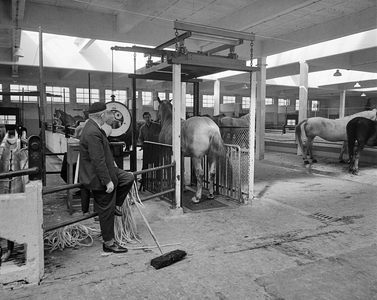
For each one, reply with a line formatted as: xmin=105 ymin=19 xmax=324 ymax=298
xmin=43 ymin=224 xmax=100 ymax=253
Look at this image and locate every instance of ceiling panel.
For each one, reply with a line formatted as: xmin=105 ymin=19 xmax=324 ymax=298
xmin=0 ymin=0 xmax=374 ymax=99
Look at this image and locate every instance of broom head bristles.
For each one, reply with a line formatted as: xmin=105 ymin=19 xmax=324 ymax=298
xmin=150 ymin=249 xmax=187 ymax=270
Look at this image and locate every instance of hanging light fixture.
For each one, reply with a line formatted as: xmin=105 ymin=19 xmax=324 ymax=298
xmin=361 ymin=93 xmax=366 ymax=97
xmin=14 ymin=46 xmax=24 ymax=58
xmin=354 ymin=82 xmax=361 ymax=88
xmin=242 ymin=84 xmax=248 ymax=89
xmin=333 ymin=69 xmax=342 ymax=77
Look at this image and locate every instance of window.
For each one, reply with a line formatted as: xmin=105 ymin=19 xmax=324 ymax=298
xmin=287 ymin=119 xmax=296 ymax=126
xmin=0 ymin=84 xmax=2 ymax=101
xmin=295 ymin=99 xmax=299 ymax=111
xmin=158 ymin=92 xmax=166 ymax=100
xmin=265 ymin=98 xmax=274 ymax=105
xmin=141 ymin=91 xmax=153 ymax=106
xmin=0 ymin=114 xmax=16 ymax=125
xmin=76 ymin=88 xmax=99 ymax=103
xmin=10 ymin=84 xmax=38 ymax=102
xmin=278 ymin=98 xmax=290 ymax=106
xmin=105 ymin=89 xmax=127 ymax=103
xmin=157 ymin=92 xmax=173 ymax=101
xmin=203 ymin=95 xmax=214 ymax=108
xmin=223 ymin=95 xmax=235 ymax=104
xmin=186 ymin=94 xmax=193 ymax=107
xmin=46 ymin=86 xmax=69 ymax=102
xmin=242 ymin=97 xmax=250 ymax=109
xmin=312 ymin=100 xmax=319 ymax=111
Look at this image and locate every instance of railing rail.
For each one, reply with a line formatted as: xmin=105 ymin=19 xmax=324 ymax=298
xmin=0 ymin=167 xmax=39 ymax=179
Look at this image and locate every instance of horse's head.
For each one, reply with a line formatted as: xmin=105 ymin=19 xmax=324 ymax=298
xmin=157 ymin=98 xmax=172 ymax=124
xmin=54 ymin=109 xmax=61 ymax=119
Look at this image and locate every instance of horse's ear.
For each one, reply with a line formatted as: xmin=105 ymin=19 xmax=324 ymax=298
xmin=157 ymin=97 xmax=162 ymax=104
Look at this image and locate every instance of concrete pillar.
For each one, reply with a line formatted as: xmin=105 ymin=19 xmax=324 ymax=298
xmin=256 ymin=57 xmax=266 ymax=161
xmin=181 ymin=82 xmax=186 ymax=119
xmin=297 ymin=61 xmax=308 ymax=155
xmin=248 ymin=71 xmax=257 ymax=204
xmin=339 ymin=90 xmax=346 ymax=118
xmin=172 ymin=64 xmax=182 ymax=210
xmin=214 ymin=80 xmax=220 ymax=115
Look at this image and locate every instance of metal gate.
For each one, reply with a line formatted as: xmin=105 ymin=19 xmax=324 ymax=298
xmin=201 ymin=144 xmax=248 ymax=203
xmin=142 ymin=141 xmax=176 ymax=204
xmin=143 ymin=131 xmax=250 ymax=204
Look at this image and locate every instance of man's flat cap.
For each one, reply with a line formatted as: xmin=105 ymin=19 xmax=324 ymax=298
xmin=88 ymin=102 xmax=107 ymax=114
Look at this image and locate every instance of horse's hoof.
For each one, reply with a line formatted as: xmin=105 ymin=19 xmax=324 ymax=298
xmin=191 ymin=197 xmax=200 ymax=204
xmin=311 ymin=159 xmax=318 ymax=164
xmin=304 ymin=160 xmax=310 ymax=165
xmin=207 ymin=194 xmax=214 ymax=200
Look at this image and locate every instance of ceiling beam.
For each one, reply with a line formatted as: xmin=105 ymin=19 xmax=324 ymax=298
xmin=74 ymin=38 xmax=96 ymax=53
xmin=261 ymin=8 xmax=377 ymax=57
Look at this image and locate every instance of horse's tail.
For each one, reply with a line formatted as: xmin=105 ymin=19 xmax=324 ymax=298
xmin=295 ymin=119 xmax=307 ymax=154
xmin=208 ymin=130 xmax=232 ymax=188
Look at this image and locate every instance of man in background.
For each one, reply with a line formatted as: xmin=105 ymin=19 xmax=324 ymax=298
xmin=137 ymin=112 xmax=161 ymax=190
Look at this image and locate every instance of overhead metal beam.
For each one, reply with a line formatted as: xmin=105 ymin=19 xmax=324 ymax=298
xmin=203 ymin=42 xmax=243 ymax=56
xmin=112 ymin=45 xmax=172 ymax=57
xmin=155 ymin=31 xmax=192 ymax=50
xmin=174 ymin=21 xmax=255 ymax=41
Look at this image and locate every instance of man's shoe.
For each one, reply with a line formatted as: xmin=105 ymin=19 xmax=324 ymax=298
xmin=115 ymin=207 xmax=123 ymax=216
xmin=103 ymin=243 xmax=128 ymax=253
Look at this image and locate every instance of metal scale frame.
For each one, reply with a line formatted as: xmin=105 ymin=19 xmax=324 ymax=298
xmin=113 ymin=21 xmax=259 ymax=207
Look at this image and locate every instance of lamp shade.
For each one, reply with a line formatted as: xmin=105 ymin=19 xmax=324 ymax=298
xmin=361 ymin=93 xmax=366 ymax=97
xmin=333 ymin=69 xmax=342 ymax=77
xmin=14 ymin=47 xmax=24 ymax=58
xmin=354 ymin=82 xmax=361 ymax=88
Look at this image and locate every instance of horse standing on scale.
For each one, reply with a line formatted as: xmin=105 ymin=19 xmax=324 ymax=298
xmin=295 ymin=109 xmax=377 ymax=164
xmin=157 ymin=99 xmax=230 ymax=203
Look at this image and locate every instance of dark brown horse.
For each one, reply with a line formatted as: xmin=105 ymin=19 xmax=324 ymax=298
xmin=346 ymin=117 xmax=377 ymax=175
xmin=54 ymin=109 xmax=84 ymax=126
xmin=157 ymin=99 xmax=229 ymax=203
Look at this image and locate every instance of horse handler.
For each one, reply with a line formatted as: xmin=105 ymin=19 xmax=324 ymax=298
xmin=79 ymin=102 xmax=134 ymax=253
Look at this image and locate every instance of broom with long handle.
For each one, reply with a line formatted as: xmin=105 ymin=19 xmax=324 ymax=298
xmin=132 ymin=186 xmax=187 ymax=269
xmin=134 ymin=202 xmax=163 ymax=255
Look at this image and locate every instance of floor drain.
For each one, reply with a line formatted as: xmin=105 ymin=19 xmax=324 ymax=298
xmin=307 ymin=212 xmax=341 ymax=223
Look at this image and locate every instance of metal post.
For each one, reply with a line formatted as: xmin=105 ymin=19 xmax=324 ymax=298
xmin=130 ymin=77 xmax=137 ymax=171
xmin=193 ymin=81 xmax=200 ymax=116
xmin=88 ymin=73 xmax=91 ymax=106
xmin=38 ymin=26 xmax=46 ymax=185
xmin=172 ymin=64 xmax=182 ymax=209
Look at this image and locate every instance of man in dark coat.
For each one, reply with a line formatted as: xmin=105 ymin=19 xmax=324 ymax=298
xmin=79 ymin=102 xmax=134 ymax=253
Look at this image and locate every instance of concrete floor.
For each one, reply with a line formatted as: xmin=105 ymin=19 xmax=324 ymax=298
xmin=1 ymin=149 xmax=377 ymax=299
